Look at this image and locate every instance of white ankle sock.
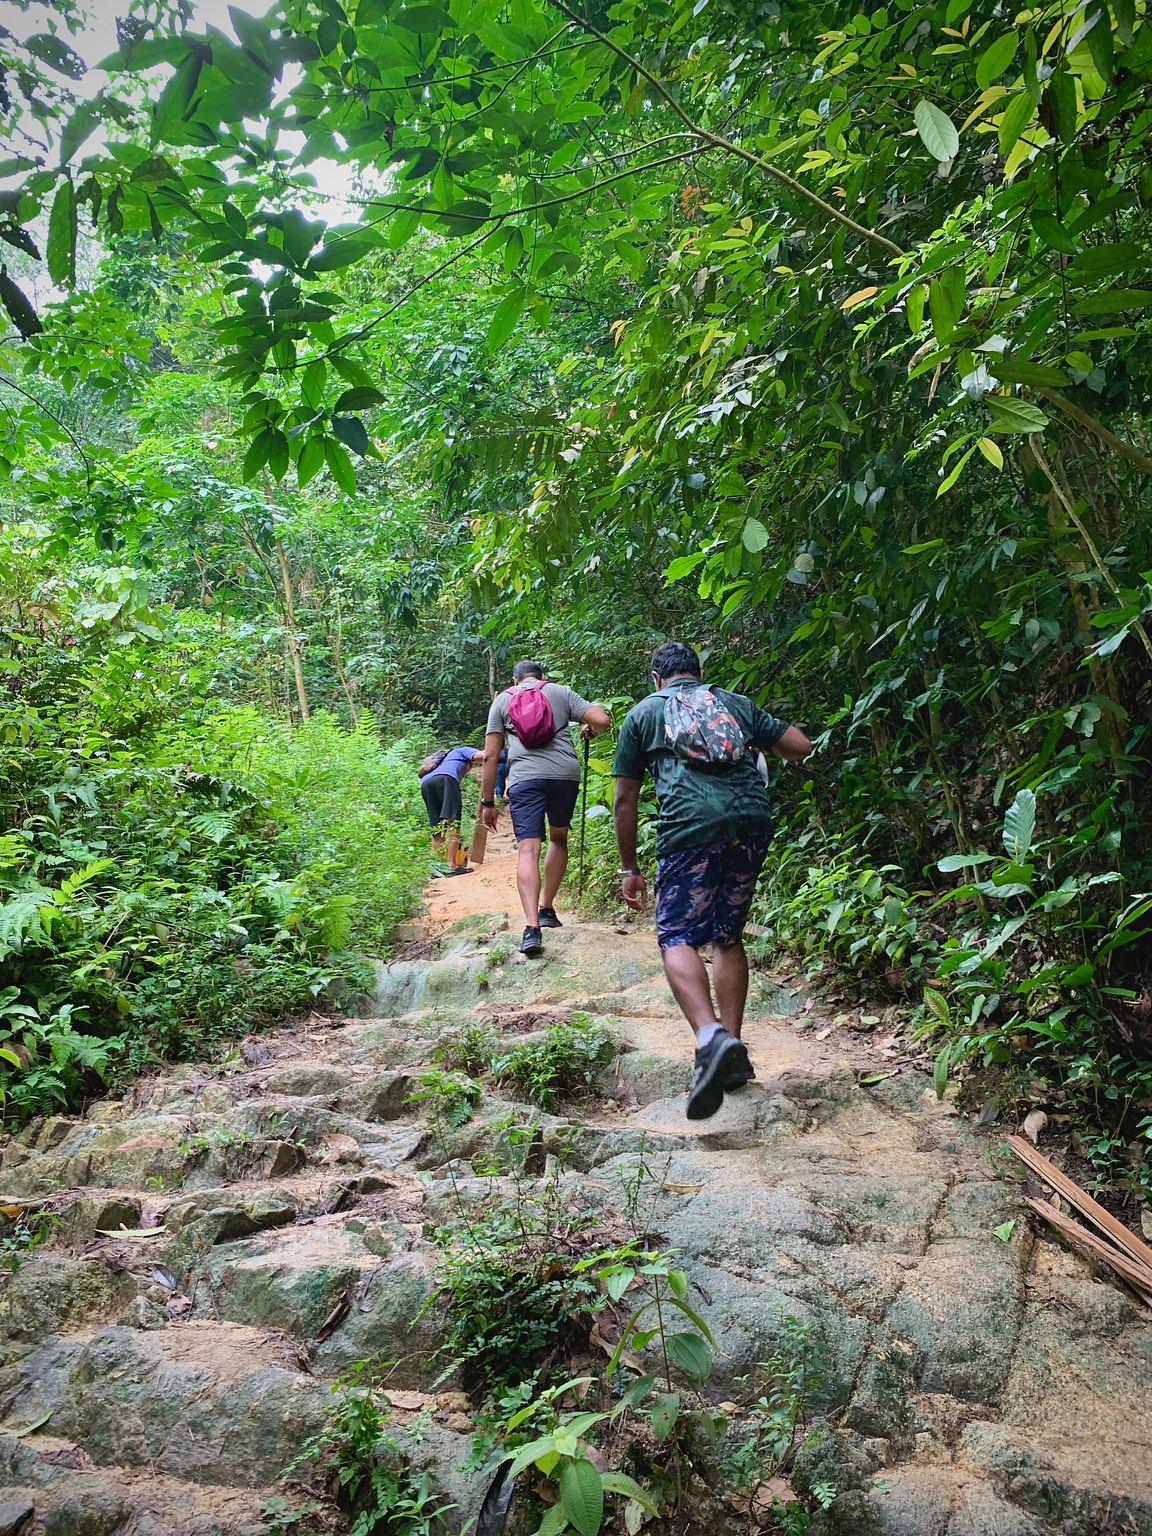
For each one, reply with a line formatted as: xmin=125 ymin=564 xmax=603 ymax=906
xmin=696 ymin=1022 xmax=724 ymax=1049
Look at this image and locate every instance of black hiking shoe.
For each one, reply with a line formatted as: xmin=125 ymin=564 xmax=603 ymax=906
xmin=520 ymin=926 xmax=544 ymax=957
xmin=537 ymin=907 xmax=562 ymax=928
xmin=686 ymin=1031 xmax=751 ymax=1121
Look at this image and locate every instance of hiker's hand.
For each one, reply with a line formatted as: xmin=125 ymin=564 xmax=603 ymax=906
xmin=482 ymin=805 xmax=499 ymax=832
xmin=621 ymin=873 xmax=647 ymax=911
xmin=580 ymin=723 xmax=594 ymax=743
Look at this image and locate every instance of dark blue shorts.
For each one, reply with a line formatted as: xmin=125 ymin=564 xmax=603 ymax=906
xmin=507 ymin=778 xmax=580 ymax=842
xmin=655 ymin=835 xmax=770 ymax=951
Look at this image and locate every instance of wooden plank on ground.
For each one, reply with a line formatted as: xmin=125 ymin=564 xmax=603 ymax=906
xmin=1024 ymin=1196 xmax=1152 ymax=1307
xmin=1007 ymin=1134 xmax=1152 ymax=1273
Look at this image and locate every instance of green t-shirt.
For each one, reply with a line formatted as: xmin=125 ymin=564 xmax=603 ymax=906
xmin=613 ymin=680 xmax=787 ymax=857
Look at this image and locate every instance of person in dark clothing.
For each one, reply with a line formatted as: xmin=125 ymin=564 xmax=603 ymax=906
xmin=495 ymin=746 xmax=509 ymax=801
xmin=420 ymin=745 xmax=483 ymax=871
xmin=613 ymin=642 xmax=812 ymax=1119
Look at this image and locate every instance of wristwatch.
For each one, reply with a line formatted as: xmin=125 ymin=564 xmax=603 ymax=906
xmin=618 ymin=867 xmax=642 ymax=876
xmin=481 ymin=799 xmax=496 ymax=808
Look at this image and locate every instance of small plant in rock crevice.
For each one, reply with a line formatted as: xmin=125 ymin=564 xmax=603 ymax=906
xmin=0 ymin=1208 xmax=58 ymax=1273
xmin=406 ymin=1068 xmax=480 ymax=1129
xmin=492 ymin=1013 xmax=613 ymax=1112
xmin=280 ymin=1358 xmax=453 ymax=1536
xmin=719 ymin=1311 xmax=831 ymax=1531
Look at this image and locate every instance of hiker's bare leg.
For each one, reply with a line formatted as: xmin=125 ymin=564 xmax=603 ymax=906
xmin=516 ymin=836 xmax=543 ymax=925
xmin=444 ymin=825 xmax=462 ymax=865
xmin=541 ymin=825 xmax=569 ymax=909
xmin=431 ymin=828 xmax=445 ymax=850
xmin=712 ymin=940 xmax=749 ymax=1039
xmin=661 ymin=943 xmax=721 ymax=1036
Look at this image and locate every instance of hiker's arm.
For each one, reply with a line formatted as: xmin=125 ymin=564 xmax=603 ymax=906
xmin=481 ymin=732 xmax=503 ymax=829
xmin=771 ymin=725 xmax=813 ymax=762
xmin=613 ymin=776 xmax=647 ymax=911
xmin=578 ymin=704 xmax=611 ymax=742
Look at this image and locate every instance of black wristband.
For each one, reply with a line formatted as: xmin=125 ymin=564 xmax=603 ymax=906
xmin=481 ymin=799 xmax=496 ymax=808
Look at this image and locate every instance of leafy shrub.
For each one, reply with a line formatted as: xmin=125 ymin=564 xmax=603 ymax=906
xmin=493 ymin=1014 xmax=612 ymax=1111
xmin=282 ymin=1358 xmax=451 ymax=1536
xmin=0 ymin=559 xmax=434 ymax=1117
xmin=406 ymin=1068 xmax=481 ymax=1129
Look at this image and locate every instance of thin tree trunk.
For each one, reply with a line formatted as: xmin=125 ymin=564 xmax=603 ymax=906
xmin=332 ymin=596 xmax=358 ymax=726
xmin=276 ymin=538 xmax=311 ymax=721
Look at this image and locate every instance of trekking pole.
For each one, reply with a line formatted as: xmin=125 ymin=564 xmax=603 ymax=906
xmin=577 ymin=731 xmax=590 ymax=902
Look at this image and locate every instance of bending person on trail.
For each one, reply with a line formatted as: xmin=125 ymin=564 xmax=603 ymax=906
xmin=612 ymin=641 xmax=813 ymax=1120
xmin=419 ymin=745 xmax=484 ymax=874
xmin=481 ymin=660 xmax=611 ymax=956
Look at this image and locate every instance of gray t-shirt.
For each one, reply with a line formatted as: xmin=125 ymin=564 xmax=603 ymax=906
xmin=486 ymin=682 xmax=595 ymax=788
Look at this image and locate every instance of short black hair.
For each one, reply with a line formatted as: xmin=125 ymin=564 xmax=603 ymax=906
xmin=650 ymin=641 xmax=701 ymax=680
xmin=512 ymin=659 xmax=544 ymax=681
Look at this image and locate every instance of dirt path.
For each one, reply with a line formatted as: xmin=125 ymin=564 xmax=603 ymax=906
xmin=1 ymin=881 xmax=1149 ymax=1534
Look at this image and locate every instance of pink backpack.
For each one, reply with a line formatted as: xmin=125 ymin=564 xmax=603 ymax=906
xmin=503 ymin=679 xmax=556 ymax=749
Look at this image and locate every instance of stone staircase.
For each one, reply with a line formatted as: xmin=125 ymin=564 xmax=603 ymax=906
xmin=0 ymin=910 xmax=1149 ymax=1535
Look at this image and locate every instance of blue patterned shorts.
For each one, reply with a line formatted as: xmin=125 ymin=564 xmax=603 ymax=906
xmin=655 ymin=835 xmax=770 ymax=951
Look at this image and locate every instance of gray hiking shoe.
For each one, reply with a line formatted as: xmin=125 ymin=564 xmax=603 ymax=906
xmin=537 ymin=907 xmax=562 ymax=928
xmin=687 ymin=1031 xmax=750 ymax=1120
xmin=520 ymin=926 xmax=543 ymax=957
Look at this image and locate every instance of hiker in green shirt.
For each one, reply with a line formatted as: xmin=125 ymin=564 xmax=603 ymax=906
xmin=613 ymin=641 xmax=813 ymax=1119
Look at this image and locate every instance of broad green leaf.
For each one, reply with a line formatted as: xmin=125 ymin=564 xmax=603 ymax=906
xmin=1065 ymin=351 xmax=1094 ymax=372
xmin=46 ymin=179 xmax=76 ymax=287
xmin=664 ymin=552 xmax=705 ymax=584
xmin=297 ymin=434 xmax=325 ymax=487
xmin=0 ymin=1047 xmax=21 ymax=1068
xmin=936 ymin=445 xmax=975 ymax=497
xmin=609 ymin=1375 xmax=655 ymax=1418
xmin=988 ymin=359 xmax=1071 ymax=387
xmin=242 ymin=427 xmax=272 ymax=481
xmin=986 ymin=396 xmax=1048 ymax=433
xmin=647 ymin=1392 xmax=679 ymax=1442
xmin=741 ymin=518 xmax=768 ymax=553
xmin=504 ymin=1435 xmax=558 ymax=1481
xmin=668 ymin=1268 xmax=687 ymax=1299
xmin=600 ymin=1474 xmax=658 ymax=1515
xmin=1073 ymin=289 xmax=1152 ymax=315
xmin=914 ymin=99 xmax=959 ymax=162
xmin=266 ymin=429 xmax=289 ymax=481
xmin=1031 ymin=211 xmax=1078 ymax=255
xmin=665 ymin=1331 xmax=710 ymax=1379
xmin=993 ymin=1220 xmax=1016 ymax=1242
xmin=976 ymin=437 xmax=1003 ymax=469
xmin=333 ymin=387 xmax=385 ymax=413
xmin=558 ymin=1458 xmax=603 ymax=1536
xmin=906 ymin=284 xmax=926 ymax=331
xmin=395 ymin=5 xmax=456 ymax=30
xmin=537 ymin=1506 xmax=569 ymax=1536
xmin=934 ymin=1042 xmax=950 ymax=1100
xmin=1085 ymin=6 xmax=1113 ymax=80
xmin=332 ymin=413 xmax=370 ymax=459
xmin=605 ymin=1266 xmax=633 ymax=1301
xmin=1002 ymin=788 xmax=1036 ymax=859
xmin=997 ymin=91 xmax=1035 ymax=155
xmin=975 ymin=32 xmax=1017 ymax=89
xmin=59 ymin=100 xmax=103 ymax=165
xmin=937 ymin=853 xmax=996 ymax=871
xmin=324 ymin=437 xmax=357 ymax=494
xmin=922 ymin=989 xmax=951 ymax=1028
xmin=488 ymin=286 xmax=527 ymax=351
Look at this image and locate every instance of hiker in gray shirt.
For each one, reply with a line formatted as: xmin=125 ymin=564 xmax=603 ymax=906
xmin=481 ymin=660 xmax=610 ymax=955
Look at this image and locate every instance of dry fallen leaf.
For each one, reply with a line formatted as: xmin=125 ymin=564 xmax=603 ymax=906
xmin=1141 ymin=1208 xmax=1152 ymax=1241
xmin=662 ymin=1180 xmax=704 ymax=1195
xmin=1049 ymin=1191 xmax=1062 ymax=1212
xmin=1023 ymin=1109 xmax=1048 ymax=1145
xmin=386 ymin=1392 xmax=426 ymax=1412
xmin=814 ymin=1026 xmax=832 ymax=1041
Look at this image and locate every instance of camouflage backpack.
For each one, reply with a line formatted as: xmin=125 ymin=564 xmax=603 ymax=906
xmin=662 ymin=686 xmax=747 ymax=770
